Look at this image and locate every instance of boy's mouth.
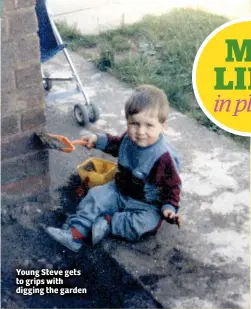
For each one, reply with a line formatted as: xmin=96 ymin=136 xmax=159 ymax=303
xmin=136 ymin=137 xmax=146 ymax=143
xmin=135 ymin=138 xmax=148 ymax=146
xmin=136 ymin=135 xmax=146 ymax=140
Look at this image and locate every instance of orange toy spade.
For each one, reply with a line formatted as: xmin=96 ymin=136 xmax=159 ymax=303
xmin=34 ymin=132 xmax=89 ymax=153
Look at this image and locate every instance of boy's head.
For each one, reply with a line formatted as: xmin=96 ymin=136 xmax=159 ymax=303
xmin=125 ymin=84 xmax=169 ymax=147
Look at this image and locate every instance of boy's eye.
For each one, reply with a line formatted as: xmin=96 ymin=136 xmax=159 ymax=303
xmin=147 ymin=123 xmax=153 ymax=127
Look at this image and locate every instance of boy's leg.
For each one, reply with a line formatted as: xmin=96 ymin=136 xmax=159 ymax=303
xmin=65 ymin=181 xmax=120 ymax=238
xmin=110 ymin=201 xmax=161 ymax=242
xmin=46 ymin=182 xmax=120 ymax=251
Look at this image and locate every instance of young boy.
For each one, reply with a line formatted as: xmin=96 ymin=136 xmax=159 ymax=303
xmin=46 ymin=84 xmax=182 ymax=252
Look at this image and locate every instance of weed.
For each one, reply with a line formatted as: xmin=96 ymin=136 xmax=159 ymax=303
xmin=56 ymin=20 xmax=98 ymax=49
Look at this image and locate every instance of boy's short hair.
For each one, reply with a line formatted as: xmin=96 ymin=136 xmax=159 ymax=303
xmin=125 ymin=84 xmax=169 ymax=123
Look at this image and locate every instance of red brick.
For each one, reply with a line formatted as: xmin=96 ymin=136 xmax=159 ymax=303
xmin=3 ymin=0 xmax=35 ymax=10
xmin=2 ymin=0 xmax=16 ymax=11
xmin=2 ymin=93 xmax=18 ymax=115
xmin=25 ymin=150 xmax=49 ymax=177
xmin=2 ymin=93 xmax=27 ymax=115
xmin=21 ymin=107 xmax=46 ymax=132
xmin=1 ymin=173 xmax=50 ymax=197
xmin=15 ymin=63 xmax=42 ymax=90
xmin=15 ymin=34 xmax=40 ymax=65
xmin=1 ymin=150 xmax=48 ymax=185
xmin=1 ymin=157 xmax=26 ymax=185
xmin=2 ymin=41 xmax=15 ymax=68
xmin=2 ymin=86 xmax=44 ymax=115
xmin=1 ymin=67 xmax=16 ymax=92
xmin=8 ymin=8 xmax=38 ymax=38
xmin=17 ymin=0 xmax=35 ymax=9
xmin=2 ymin=16 xmax=9 ymax=42
xmin=1 ymin=114 xmax=20 ymax=137
xmin=18 ymin=85 xmax=45 ymax=109
xmin=1 ymin=131 xmax=45 ymax=160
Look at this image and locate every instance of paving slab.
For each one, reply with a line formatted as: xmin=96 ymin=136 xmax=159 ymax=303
xmin=43 ymin=50 xmax=250 ymax=309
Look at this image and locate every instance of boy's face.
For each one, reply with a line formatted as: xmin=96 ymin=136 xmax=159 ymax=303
xmin=127 ymin=109 xmax=167 ymax=147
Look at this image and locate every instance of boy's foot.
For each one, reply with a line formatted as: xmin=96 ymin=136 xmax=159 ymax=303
xmin=46 ymin=227 xmax=83 ymax=252
xmin=92 ymin=216 xmax=110 ymax=246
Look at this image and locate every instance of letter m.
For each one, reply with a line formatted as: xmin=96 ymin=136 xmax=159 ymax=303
xmin=225 ymin=39 xmax=251 ymax=62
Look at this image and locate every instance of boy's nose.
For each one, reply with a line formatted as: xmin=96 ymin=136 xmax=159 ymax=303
xmin=137 ymin=126 xmax=145 ymax=134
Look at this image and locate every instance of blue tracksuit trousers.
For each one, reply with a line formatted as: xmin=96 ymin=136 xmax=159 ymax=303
xmin=66 ymin=181 xmax=161 ymax=242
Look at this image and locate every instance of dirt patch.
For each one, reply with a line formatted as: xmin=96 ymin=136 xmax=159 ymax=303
xmin=1 ymin=181 xmax=161 ymax=308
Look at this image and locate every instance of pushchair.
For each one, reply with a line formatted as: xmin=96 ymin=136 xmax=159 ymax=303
xmin=35 ymin=0 xmax=99 ymax=126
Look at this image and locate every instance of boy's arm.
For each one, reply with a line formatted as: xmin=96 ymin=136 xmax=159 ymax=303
xmin=156 ymin=152 xmax=182 ymax=227
xmin=95 ymin=133 xmax=126 ymax=157
xmin=152 ymin=152 xmax=181 ymax=213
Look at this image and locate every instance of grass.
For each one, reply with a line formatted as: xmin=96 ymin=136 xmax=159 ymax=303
xmin=55 ymin=21 xmax=98 ymax=50
xmin=56 ymin=9 xmax=249 ymax=148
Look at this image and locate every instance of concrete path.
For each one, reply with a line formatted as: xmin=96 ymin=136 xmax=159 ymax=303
xmin=43 ymin=50 xmax=250 ymax=308
xmin=47 ymin=0 xmax=251 ymax=34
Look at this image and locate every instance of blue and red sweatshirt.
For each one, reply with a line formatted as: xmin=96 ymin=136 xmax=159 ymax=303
xmin=95 ymin=133 xmax=181 ymax=213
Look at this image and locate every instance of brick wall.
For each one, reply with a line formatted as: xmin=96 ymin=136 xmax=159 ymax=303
xmin=1 ymin=0 xmax=50 ymax=204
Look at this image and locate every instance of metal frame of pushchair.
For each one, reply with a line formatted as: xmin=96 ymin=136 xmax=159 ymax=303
xmin=36 ymin=0 xmax=99 ymax=126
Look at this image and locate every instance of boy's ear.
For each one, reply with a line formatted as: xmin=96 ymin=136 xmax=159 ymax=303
xmin=162 ymin=120 xmax=168 ymax=130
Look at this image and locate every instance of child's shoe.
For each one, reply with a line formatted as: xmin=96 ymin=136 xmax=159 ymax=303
xmin=46 ymin=227 xmax=83 ymax=252
xmin=92 ymin=216 xmax=111 ymax=246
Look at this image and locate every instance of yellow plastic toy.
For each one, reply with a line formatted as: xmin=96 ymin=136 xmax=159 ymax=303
xmin=77 ymin=158 xmax=117 ymax=188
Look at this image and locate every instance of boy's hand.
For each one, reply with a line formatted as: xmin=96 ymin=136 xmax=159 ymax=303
xmin=81 ymin=134 xmax=98 ymax=148
xmin=162 ymin=209 xmax=181 ymax=228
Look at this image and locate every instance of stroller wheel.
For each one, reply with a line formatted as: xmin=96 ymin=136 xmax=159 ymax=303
xmin=88 ymin=103 xmax=100 ymax=123
xmin=74 ymin=104 xmax=90 ymax=126
xmin=43 ymin=72 xmax=53 ymax=91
